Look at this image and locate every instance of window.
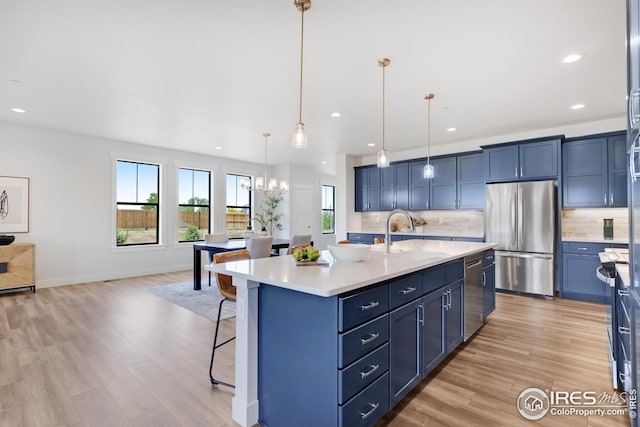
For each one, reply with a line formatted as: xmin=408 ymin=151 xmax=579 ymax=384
xmin=178 ymin=168 xmax=211 ymax=242
xmin=226 ymin=173 xmax=252 ymax=239
xmin=322 ymin=185 xmax=335 ymax=234
xmin=116 ymin=160 xmax=160 ymax=246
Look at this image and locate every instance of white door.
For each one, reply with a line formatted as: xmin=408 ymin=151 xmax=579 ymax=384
xmin=292 ymin=186 xmax=313 ymax=236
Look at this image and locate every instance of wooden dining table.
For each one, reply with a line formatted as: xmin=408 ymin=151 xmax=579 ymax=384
xmin=192 ymin=238 xmax=291 ymax=290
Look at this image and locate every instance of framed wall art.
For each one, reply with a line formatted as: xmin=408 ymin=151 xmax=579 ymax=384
xmin=0 ymin=176 xmax=29 ymax=233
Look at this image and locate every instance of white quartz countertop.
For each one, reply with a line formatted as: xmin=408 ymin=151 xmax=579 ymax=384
xmin=208 ymin=239 xmax=496 ymax=297
xmin=562 ymin=237 xmax=629 ymax=245
xmin=617 ymin=264 xmax=630 ymax=288
xmin=348 ymin=230 xmax=485 ymax=238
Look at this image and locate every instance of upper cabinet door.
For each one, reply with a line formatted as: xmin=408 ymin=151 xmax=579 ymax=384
xmin=354 ymin=167 xmax=367 ymax=212
xmin=394 ymin=163 xmax=409 ymax=210
xmin=381 ymin=166 xmax=395 ymax=211
xmin=367 ymin=168 xmax=381 ymax=211
xmin=457 ymin=153 xmax=485 ymax=209
xmin=608 ymin=134 xmax=628 ymax=207
xmin=409 ymin=161 xmax=430 ymax=210
xmin=562 ymin=138 xmax=608 ymax=207
xmin=519 ymin=140 xmax=559 ymax=180
xmin=430 ymin=157 xmax=457 ymax=209
xmin=484 ymin=145 xmax=518 ymax=182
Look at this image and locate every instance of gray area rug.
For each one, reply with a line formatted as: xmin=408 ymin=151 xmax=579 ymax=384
xmin=146 ymin=281 xmax=235 ymax=321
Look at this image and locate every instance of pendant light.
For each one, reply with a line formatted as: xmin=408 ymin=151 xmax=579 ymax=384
xmin=292 ymin=0 xmax=311 ymax=149
xmin=377 ymin=58 xmax=391 ymax=168
xmin=240 ymin=133 xmax=288 ymax=193
xmin=423 ymin=93 xmax=435 ymax=179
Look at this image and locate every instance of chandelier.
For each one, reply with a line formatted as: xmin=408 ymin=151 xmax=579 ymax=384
xmin=241 ymin=133 xmax=288 ymax=192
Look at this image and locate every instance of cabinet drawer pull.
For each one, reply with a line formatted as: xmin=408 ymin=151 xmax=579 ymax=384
xmin=360 ymin=301 xmax=380 ymax=311
xmin=577 ymin=247 xmax=589 ymax=251
xmin=400 ymin=286 xmax=416 ymax=295
xmin=359 ymin=364 xmax=380 ymax=379
xmin=360 ymin=332 xmax=380 ymax=346
xmin=359 ymin=402 xmax=380 ymax=420
xmin=618 ymin=289 xmax=629 ymax=297
xmin=482 ymin=271 xmax=486 ymax=286
xmin=619 ymin=326 xmax=631 ymax=335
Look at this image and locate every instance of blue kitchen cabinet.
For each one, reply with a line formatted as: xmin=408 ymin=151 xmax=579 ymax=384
xmin=457 ymin=152 xmax=485 ymax=209
xmin=389 ymin=299 xmax=422 ymax=407
xmin=354 ymin=166 xmax=381 ymax=212
xmin=609 ymin=133 xmax=628 ymax=207
xmin=409 ymin=160 xmax=430 ymax=210
xmin=421 ymin=287 xmax=445 ymax=376
xmin=561 ymin=242 xmax=610 ymax=303
xmin=562 ymin=131 xmax=627 ymax=208
xmin=482 ymin=250 xmax=495 ymax=319
xmin=381 ymin=163 xmax=409 ymax=211
xmin=445 ymin=279 xmax=464 ymax=354
xmin=430 ymin=156 xmax=457 ymax=209
xmin=483 ymin=138 xmax=560 ymax=183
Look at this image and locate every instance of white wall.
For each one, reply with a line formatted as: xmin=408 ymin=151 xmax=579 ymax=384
xmin=0 ymin=121 xmax=330 ymax=287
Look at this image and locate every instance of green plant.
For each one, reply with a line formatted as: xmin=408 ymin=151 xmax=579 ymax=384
xmin=412 ymin=216 xmax=427 ymax=226
xmin=254 ymin=192 xmax=284 ymax=235
xmin=185 ymin=224 xmax=201 ymax=241
xmin=322 ymin=211 xmax=334 ymax=233
xmin=116 ymin=229 xmax=129 ymax=245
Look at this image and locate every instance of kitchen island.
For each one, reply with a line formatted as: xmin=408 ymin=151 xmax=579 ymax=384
xmin=208 ymin=239 xmax=495 ymax=427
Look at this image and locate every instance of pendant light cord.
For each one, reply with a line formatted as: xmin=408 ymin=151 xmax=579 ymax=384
xmin=298 ymin=7 xmax=305 ymax=124
xmin=382 ymin=63 xmax=386 ymax=151
xmin=427 ymin=97 xmax=431 ymax=162
xmin=264 ymin=135 xmax=268 ymax=182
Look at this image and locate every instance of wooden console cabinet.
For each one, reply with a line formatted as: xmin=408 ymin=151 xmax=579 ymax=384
xmin=0 ymin=243 xmax=35 ymax=293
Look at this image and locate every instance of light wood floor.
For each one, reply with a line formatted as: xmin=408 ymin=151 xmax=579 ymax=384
xmin=0 ymin=271 xmax=631 ymax=427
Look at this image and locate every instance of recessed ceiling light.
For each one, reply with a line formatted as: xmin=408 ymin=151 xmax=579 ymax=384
xmin=214 ymin=146 xmax=222 ymax=150
xmin=11 ymin=107 xmax=26 ymax=113
xmin=447 ymin=127 xmax=457 ymax=132
xmin=367 ymin=143 xmax=375 ymax=147
xmin=330 ymin=112 xmax=341 ymax=118
xmin=570 ymin=104 xmax=585 ymax=110
xmin=563 ymin=53 xmax=583 ymax=64
xmin=321 ymin=161 xmax=327 ymax=165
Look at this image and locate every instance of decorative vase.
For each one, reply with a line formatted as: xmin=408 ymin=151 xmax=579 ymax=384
xmin=0 ymin=235 xmax=15 ymax=245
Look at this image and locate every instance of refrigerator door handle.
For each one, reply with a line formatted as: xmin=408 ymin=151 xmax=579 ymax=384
xmin=495 ymin=251 xmax=553 ymax=261
xmin=516 ymin=184 xmax=523 ymax=250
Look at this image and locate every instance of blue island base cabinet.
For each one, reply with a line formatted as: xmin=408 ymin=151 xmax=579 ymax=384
xmin=257 ymin=256 xmax=479 ymax=427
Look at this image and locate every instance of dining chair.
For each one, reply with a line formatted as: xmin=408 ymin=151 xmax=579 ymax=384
xmin=204 ymin=233 xmax=228 ymax=286
xmin=287 ymin=234 xmax=312 ymax=254
xmin=246 ymin=236 xmax=273 ymax=259
xmin=209 ymin=248 xmax=251 ymax=388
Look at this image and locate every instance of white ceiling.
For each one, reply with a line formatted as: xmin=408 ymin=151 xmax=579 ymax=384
xmin=0 ymin=0 xmax=627 ymax=175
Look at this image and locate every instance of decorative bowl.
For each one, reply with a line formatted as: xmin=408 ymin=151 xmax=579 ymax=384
xmin=327 ymin=243 xmax=370 ymax=263
xmin=0 ymin=235 xmax=15 ymax=246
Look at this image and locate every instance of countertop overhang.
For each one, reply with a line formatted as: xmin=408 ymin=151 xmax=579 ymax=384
xmin=208 ymin=239 xmax=496 ymax=297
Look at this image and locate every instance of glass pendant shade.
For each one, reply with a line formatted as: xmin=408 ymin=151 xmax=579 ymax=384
xmin=423 ymin=163 xmax=434 ymax=179
xmin=255 ymin=176 xmax=265 ymax=190
xmin=377 ymin=149 xmax=390 ymax=168
xmin=292 ymin=122 xmax=308 ymax=148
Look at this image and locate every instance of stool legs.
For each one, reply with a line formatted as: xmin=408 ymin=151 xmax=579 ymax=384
xmin=209 ymin=297 xmax=235 ymax=388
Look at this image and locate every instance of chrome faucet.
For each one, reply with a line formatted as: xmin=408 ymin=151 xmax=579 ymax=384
xmin=385 ymin=209 xmax=415 ymax=253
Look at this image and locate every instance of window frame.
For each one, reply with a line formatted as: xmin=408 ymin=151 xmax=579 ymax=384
xmin=226 ymin=173 xmax=253 ymax=240
xmin=178 ymin=167 xmax=211 ymax=243
xmin=321 ymin=184 xmax=335 ymax=235
xmin=115 ymin=159 xmax=161 ymax=247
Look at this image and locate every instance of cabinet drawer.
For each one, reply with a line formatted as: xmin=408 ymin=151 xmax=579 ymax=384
xmin=562 ymin=242 xmax=608 ymax=255
xmin=339 ymin=372 xmax=389 ymax=427
xmin=339 ymin=285 xmax=388 ymax=332
xmin=483 ymin=250 xmax=495 ymax=267
xmin=339 ymin=314 xmax=389 ymax=368
xmin=347 ymin=233 xmax=375 ymax=244
xmin=445 ymin=259 xmax=464 ymax=283
xmin=422 ymin=264 xmax=446 ymax=295
xmin=338 ymin=343 xmax=389 ymax=404
xmin=389 ymin=273 xmax=422 ymax=309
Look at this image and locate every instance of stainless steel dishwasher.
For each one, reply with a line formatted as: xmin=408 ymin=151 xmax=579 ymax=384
xmin=464 ymin=253 xmax=484 ymax=341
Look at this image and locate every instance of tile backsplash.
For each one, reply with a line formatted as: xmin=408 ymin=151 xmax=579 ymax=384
xmin=562 ymin=208 xmax=628 ymax=241
xmin=360 ymin=210 xmax=485 ymax=237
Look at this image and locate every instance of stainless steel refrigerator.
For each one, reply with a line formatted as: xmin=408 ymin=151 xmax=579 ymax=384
xmin=485 ymin=180 xmax=556 ymax=297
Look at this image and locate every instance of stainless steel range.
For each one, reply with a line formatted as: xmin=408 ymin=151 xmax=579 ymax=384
xmin=597 ymin=248 xmax=630 ymax=390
